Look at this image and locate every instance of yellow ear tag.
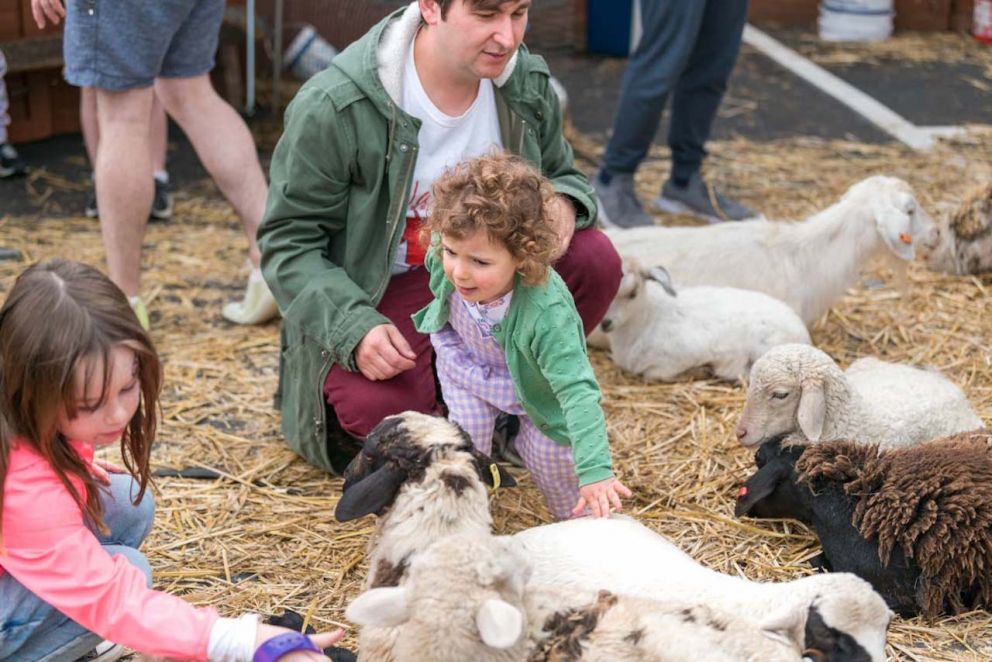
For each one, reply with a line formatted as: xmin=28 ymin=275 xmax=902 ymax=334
xmin=489 ymin=463 xmax=501 ymax=490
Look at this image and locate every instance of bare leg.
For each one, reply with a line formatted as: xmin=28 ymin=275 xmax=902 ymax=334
xmin=80 ymin=87 xmax=99 ymax=167
xmin=84 ymin=88 xmax=165 ymax=172
xmin=95 ymin=87 xmax=155 ymax=298
xmin=149 ymin=94 xmax=168 ymax=173
xmin=155 ymin=74 xmax=264 ymax=266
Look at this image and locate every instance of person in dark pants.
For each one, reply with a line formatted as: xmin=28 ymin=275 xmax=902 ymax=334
xmin=594 ymin=0 xmax=757 ymax=227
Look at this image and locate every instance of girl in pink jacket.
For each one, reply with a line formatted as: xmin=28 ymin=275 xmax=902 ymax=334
xmin=0 ymin=259 xmax=341 ymax=661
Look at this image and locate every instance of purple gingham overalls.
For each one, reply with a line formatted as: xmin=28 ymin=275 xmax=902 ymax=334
xmin=432 ymin=290 xmax=580 ymax=520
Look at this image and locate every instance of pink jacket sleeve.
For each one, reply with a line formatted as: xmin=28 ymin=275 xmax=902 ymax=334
xmin=1 ymin=448 xmax=219 ymax=661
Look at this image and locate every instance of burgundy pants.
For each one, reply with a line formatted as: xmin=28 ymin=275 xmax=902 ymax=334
xmin=323 ymin=227 xmax=622 ymax=438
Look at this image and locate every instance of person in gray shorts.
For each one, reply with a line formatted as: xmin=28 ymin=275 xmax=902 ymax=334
xmin=30 ymin=0 xmax=279 ymax=327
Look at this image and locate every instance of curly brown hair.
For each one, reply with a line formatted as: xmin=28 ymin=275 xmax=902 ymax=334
xmin=421 ymin=152 xmax=559 ymax=286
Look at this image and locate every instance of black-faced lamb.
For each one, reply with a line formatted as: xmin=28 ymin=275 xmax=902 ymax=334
xmin=735 ymin=430 xmax=992 ymax=618
xmin=334 ymin=412 xmax=514 ymax=659
xmin=920 ymin=182 xmax=992 ymax=275
xmin=346 ymin=532 xmax=811 ymax=661
xmin=335 ymin=412 xmax=514 ymax=588
xmin=599 ymin=258 xmax=810 ymax=382
xmin=735 ymin=343 xmax=983 ymax=448
xmin=603 ymin=175 xmax=932 ymax=326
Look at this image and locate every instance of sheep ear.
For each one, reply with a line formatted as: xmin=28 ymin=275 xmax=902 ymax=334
xmin=874 ymin=205 xmax=916 ymax=261
xmin=470 ymin=448 xmax=517 ymax=488
xmin=759 ymin=605 xmax=806 ymax=649
xmin=645 ymin=266 xmax=677 ymax=297
xmin=346 ymin=587 xmax=411 ymax=627
xmin=476 ymin=598 xmax=524 ymax=649
xmin=335 ymin=464 xmax=407 ymax=522
xmin=797 ymin=381 xmax=826 ymax=443
xmin=734 ymin=460 xmax=790 ymax=518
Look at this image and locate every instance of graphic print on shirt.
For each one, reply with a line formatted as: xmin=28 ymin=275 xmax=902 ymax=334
xmin=394 ymin=39 xmax=503 ymax=272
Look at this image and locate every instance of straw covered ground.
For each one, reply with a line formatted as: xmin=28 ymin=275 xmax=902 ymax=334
xmin=2 ymin=80 xmax=992 ymax=662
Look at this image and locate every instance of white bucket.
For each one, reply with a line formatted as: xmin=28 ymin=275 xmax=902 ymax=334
xmin=818 ymin=1 xmax=894 ymax=42
xmin=284 ymin=25 xmax=338 ymax=80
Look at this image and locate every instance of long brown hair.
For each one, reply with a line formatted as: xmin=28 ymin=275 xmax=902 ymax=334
xmin=0 ymin=259 xmax=160 ymax=538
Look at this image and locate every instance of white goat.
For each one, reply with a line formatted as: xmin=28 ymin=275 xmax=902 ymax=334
xmin=347 ymin=533 xmax=805 ymax=661
xmin=603 ymin=175 xmax=932 ymax=327
xmin=509 ymin=516 xmax=893 ymax=662
xmin=601 ymin=259 xmax=810 ymax=382
xmin=735 ymin=344 xmax=984 ymax=448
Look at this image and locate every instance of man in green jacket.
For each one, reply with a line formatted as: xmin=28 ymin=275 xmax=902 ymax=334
xmin=259 ymin=0 xmax=622 ymax=474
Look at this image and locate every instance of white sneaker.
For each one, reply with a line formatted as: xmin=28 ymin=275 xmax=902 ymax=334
xmin=222 ymin=267 xmax=280 ymax=325
xmin=77 ymin=640 xmax=126 ymax=662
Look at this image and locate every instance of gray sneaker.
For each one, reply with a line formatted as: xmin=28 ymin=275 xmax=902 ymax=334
xmin=592 ymin=169 xmax=655 ymax=228
xmin=654 ymin=172 xmax=757 ymax=223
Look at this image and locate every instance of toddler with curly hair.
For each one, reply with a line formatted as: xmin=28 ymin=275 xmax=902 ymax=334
xmin=413 ymin=152 xmax=631 ymax=520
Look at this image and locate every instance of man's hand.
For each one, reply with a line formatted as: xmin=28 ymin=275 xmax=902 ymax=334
xmin=572 ymin=476 xmax=633 ymax=518
xmin=355 ymin=324 xmax=417 ymax=381
xmin=30 ymin=0 xmax=64 ymax=29
xmin=548 ymin=194 xmax=577 ymax=262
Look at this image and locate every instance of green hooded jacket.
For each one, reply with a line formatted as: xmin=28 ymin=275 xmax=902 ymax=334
xmin=413 ymin=249 xmax=613 ymax=486
xmin=259 ymin=3 xmax=597 ymax=472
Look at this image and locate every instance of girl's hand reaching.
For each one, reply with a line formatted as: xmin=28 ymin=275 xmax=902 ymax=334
xmin=255 ymin=623 xmax=345 ymax=661
xmin=90 ymin=459 xmax=126 ymax=485
xmin=572 ymin=477 xmax=632 ymax=518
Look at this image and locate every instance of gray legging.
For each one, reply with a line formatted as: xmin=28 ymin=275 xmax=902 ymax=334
xmin=601 ymin=0 xmax=749 ymax=184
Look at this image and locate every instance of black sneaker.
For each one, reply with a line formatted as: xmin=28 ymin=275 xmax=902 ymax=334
xmin=0 ymin=143 xmax=27 ymax=178
xmin=151 ymin=178 xmax=173 ymax=221
xmin=325 ymin=406 xmax=362 ymax=477
xmin=84 ymin=179 xmax=173 ymax=221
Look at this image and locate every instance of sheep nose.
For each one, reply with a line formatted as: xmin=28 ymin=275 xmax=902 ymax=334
xmin=601 ymin=319 xmax=613 ymax=332
xmin=735 ymin=425 xmax=747 ymax=441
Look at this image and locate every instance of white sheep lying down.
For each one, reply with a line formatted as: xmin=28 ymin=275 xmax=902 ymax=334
xmin=601 ymin=175 xmax=932 ymax=328
xmin=337 ymin=413 xmax=893 ymax=662
xmin=510 ymin=516 xmax=892 ymax=662
xmin=735 ymin=343 xmax=984 ymax=448
xmin=601 ymin=259 xmax=810 ymax=382
xmin=347 ymin=533 xmax=806 ymax=661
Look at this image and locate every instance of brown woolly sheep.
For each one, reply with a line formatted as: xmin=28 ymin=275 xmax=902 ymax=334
xmin=736 ymin=429 xmax=992 ymax=618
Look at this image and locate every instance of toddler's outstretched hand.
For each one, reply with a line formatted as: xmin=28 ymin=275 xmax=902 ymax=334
xmin=572 ymin=477 xmax=633 ymax=518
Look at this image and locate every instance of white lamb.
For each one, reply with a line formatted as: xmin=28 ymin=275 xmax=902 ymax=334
xmin=603 ymin=175 xmax=932 ymax=327
xmin=735 ymin=343 xmax=984 ymax=448
xmin=601 ymin=259 xmax=810 ymax=382
xmin=347 ymin=532 xmax=806 ymax=661
xmin=510 ymin=516 xmax=892 ymax=662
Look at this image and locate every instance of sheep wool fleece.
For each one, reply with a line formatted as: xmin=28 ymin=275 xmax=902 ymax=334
xmin=433 ymin=289 xmax=580 ymax=519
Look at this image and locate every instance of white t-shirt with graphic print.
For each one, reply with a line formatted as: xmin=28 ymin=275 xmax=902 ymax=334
xmin=393 ymin=38 xmax=503 ymax=272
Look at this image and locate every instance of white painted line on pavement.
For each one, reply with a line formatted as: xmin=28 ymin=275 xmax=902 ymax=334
xmin=742 ymin=24 xmax=965 ymax=151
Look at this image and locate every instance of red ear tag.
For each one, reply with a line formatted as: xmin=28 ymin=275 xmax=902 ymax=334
xmin=737 ymin=485 xmax=748 ymax=499
xmin=899 ymin=232 xmax=912 ymax=245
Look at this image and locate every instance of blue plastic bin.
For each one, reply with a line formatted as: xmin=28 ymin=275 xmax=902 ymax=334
xmin=586 ymin=0 xmax=635 ymax=57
